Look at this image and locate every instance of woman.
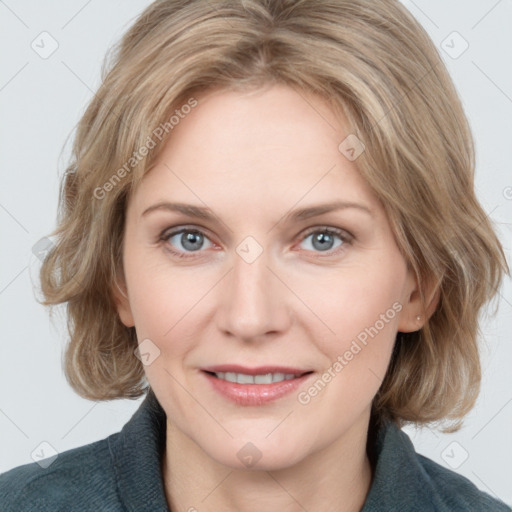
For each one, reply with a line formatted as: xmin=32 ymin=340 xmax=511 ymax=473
xmin=0 ymin=0 xmax=509 ymax=510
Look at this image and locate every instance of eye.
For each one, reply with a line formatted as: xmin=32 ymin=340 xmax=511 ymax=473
xmin=298 ymin=227 xmax=351 ymax=255
xmin=160 ymin=227 xmax=213 ymax=258
xmin=159 ymin=225 xmax=352 ymax=260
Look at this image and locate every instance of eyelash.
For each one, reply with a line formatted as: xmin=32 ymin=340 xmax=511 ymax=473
xmin=159 ymin=225 xmax=353 ymax=260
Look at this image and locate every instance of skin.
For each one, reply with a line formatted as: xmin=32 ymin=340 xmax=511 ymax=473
xmin=114 ymin=84 xmax=427 ymax=512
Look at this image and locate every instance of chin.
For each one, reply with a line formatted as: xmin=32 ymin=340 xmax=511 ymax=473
xmin=202 ymin=432 xmax=312 ymax=472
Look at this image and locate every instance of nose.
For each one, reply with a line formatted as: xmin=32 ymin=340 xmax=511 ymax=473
xmin=215 ymin=244 xmax=292 ymax=341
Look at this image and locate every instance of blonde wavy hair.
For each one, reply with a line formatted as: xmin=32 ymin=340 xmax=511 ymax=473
xmin=40 ymin=0 xmax=508 ymax=432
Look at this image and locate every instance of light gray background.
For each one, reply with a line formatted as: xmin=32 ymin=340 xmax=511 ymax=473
xmin=0 ymin=0 xmax=511 ymax=506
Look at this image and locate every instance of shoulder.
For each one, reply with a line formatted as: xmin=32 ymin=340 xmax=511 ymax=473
xmin=0 ymin=434 xmax=123 ymax=512
xmin=364 ymin=421 xmax=510 ymax=512
xmin=416 ymin=452 xmax=510 ymax=512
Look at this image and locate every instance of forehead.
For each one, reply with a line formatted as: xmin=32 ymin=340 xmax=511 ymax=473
xmin=130 ymin=85 xmax=379 ymax=217
xmin=162 ymin=85 xmax=345 ymax=168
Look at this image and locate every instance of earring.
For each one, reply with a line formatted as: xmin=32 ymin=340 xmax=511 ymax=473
xmin=416 ymin=315 xmax=422 ymax=322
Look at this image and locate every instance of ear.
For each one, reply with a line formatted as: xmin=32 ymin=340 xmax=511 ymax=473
xmin=397 ymin=269 xmax=440 ymax=333
xmin=112 ymin=272 xmax=135 ymax=328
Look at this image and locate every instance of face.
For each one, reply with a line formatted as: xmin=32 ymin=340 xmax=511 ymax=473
xmin=115 ymin=84 xmax=422 ymax=470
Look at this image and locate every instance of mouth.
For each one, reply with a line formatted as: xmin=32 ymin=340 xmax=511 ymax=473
xmin=200 ymin=365 xmax=315 ymax=406
xmin=203 ymin=370 xmax=313 ymax=384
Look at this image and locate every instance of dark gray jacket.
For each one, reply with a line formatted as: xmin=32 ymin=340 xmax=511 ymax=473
xmin=0 ymin=389 xmax=509 ymax=511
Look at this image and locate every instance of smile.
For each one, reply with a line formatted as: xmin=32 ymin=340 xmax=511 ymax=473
xmin=201 ymin=368 xmax=314 ymax=406
xmin=210 ymin=371 xmax=304 ymax=384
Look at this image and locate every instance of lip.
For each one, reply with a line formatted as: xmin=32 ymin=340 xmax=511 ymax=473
xmin=201 ymin=364 xmax=312 ymax=375
xmin=201 ymin=367 xmax=314 ymax=406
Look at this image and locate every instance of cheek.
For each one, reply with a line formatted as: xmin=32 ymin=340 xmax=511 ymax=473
xmin=125 ymin=259 xmax=214 ymax=359
xmin=302 ymin=262 xmax=404 ymax=374
xmin=293 ymin=274 xmax=402 ymax=422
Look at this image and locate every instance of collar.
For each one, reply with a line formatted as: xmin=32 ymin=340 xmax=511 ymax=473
xmin=109 ymin=389 xmax=436 ymax=512
xmin=109 ymin=388 xmax=170 ymax=511
xmin=361 ymin=418 xmax=436 ymax=511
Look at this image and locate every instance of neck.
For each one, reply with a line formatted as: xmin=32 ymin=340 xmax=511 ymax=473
xmin=162 ymin=412 xmax=374 ymax=512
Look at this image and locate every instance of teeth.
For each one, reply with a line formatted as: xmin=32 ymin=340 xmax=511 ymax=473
xmin=213 ymin=372 xmax=301 ymax=384
xmin=237 ymin=373 xmax=254 ymax=384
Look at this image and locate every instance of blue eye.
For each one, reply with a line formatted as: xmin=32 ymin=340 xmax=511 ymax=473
xmin=160 ymin=226 xmax=351 ymax=259
xmin=161 ymin=228 xmax=213 ymax=257
xmin=299 ymin=228 xmax=349 ymax=254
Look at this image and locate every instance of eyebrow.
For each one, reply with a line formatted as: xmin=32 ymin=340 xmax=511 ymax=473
xmin=141 ymin=200 xmax=373 ymax=222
